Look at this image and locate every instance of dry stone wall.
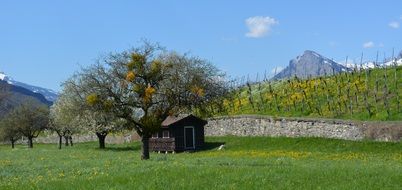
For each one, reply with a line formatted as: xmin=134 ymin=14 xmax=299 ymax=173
xmin=205 ymin=115 xmax=402 ymax=142
xmin=33 ymin=131 xmax=139 ymax=144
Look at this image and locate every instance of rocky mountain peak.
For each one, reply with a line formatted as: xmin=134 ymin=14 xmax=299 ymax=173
xmin=273 ymin=50 xmax=350 ymax=80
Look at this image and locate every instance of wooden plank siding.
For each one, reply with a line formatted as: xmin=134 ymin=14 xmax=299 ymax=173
xmin=150 ymin=114 xmax=206 ymax=152
xmin=149 ymin=138 xmax=175 ymax=152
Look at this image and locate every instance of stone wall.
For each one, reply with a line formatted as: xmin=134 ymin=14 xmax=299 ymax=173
xmin=1 ymin=132 xmax=140 ymax=146
xmin=31 ymin=131 xmax=140 ymax=144
xmin=4 ymin=115 xmax=400 ymax=146
xmin=205 ymin=115 xmax=402 ymax=142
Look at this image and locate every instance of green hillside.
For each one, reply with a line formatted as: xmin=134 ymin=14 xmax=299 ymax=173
xmin=213 ymin=66 xmax=402 ymax=121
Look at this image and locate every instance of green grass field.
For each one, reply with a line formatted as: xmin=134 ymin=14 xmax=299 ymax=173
xmin=1 ymin=137 xmax=401 ymax=189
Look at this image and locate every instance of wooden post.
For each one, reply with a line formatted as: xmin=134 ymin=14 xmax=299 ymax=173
xmin=392 ymin=48 xmax=400 ymax=113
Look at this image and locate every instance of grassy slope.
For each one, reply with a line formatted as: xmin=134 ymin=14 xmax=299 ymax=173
xmin=0 ymin=137 xmax=401 ymax=189
xmin=217 ymin=66 xmax=402 ymax=121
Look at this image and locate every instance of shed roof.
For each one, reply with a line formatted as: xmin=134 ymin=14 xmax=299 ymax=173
xmin=161 ymin=114 xmax=207 ymax=127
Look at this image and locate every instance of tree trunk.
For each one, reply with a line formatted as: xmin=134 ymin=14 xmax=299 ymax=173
xmin=69 ymin=136 xmax=73 ymax=147
xmin=141 ymin=136 xmax=150 ymax=160
xmin=64 ymin=136 xmax=69 ymax=146
xmin=11 ymin=138 xmax=15 ymax=149
xmin=27 ymin=137 xmax=33 ymax=148
xmin=96 ymin=132 xmax=107 ymax=149
xmin=58 ymin=135 xmax=62 ymax=149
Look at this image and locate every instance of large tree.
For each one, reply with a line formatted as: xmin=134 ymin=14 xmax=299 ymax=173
xmin=67 ymin=42 xmax=227 ymax=159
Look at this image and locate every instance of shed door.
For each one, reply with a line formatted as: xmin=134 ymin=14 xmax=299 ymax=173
xmin=184 ymin=127 xmax=195 ymax=149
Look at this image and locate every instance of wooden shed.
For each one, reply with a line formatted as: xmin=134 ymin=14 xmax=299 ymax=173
xmin=149 ymin=114 xmax=207 ymax=152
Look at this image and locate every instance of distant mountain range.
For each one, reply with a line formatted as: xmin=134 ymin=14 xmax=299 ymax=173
xmin=0 ymin=72 xmax=58 ymax=102
xmin=273 ymin=50 xmax=402 ymax=80
xmin=0 ymin=72 xmax=57 ymax=116
xmin=341 ymin=53 xmax=402 ymax=70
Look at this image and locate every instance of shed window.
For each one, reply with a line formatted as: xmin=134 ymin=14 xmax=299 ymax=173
xmin=152 ymin=132 xmax=158 ymax=138
xmin=163 ymin=130 xmax=170 ymax=138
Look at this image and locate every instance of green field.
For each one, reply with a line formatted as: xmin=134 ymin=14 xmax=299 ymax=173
xmin=0 ymin=137 xmax=401 ymax=189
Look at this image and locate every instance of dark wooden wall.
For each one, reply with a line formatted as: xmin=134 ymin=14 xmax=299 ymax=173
xmin=151 ymin=116 xmax=206 ymax=152
xmin=170 ymin=116 xmax=205 ymax=151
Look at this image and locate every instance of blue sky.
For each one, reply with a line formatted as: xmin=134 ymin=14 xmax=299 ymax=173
xmin=0 ymin=0 xmax=401 ymax=91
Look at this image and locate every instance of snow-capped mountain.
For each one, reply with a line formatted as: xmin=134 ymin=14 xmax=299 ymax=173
xmin=0 ymin=72 xmax=58 ymax=102
xmin=273 ymin=50 xmax=351 ymax=80
xmin=341 ymin=58 xmax=402 ymax=70
xmin=273 ymin=50 xmax=402 ymax=80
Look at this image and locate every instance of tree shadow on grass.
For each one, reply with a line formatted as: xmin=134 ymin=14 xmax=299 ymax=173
xmin=102 ymin=145 xmax=141 ymax=152
xmin=98 ymin=142 xmax=224 ymax=153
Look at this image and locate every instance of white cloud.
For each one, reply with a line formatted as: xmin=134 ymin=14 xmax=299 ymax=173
xmin=363 ymin=41 xmax=375 ymax=48
xmin=389 ymin=21 xmax=400 ymax=29
xmin=245 ymin=16 xmax=278 ymax=38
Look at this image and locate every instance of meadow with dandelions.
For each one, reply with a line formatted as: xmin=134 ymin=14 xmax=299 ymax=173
xmin=1 ymin=136 xmax=401 ymax=189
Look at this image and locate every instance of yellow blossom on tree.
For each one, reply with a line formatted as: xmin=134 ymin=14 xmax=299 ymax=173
xmin=126 ymin=71 xmax=136 ymax=82
xmin=144 ymin=85 xmax=156 ymax=102
xmin=86 ymin=93 xmax=99 ymax=105
xmin=191 ymin=86 xmax=205 ymax=97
